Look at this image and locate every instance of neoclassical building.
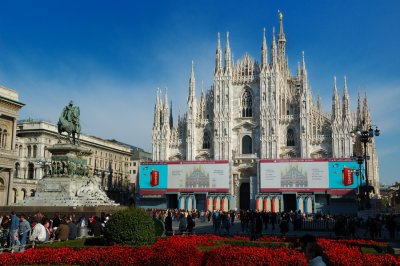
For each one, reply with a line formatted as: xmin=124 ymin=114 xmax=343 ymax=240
xmin=151 ymin=14 xmax=379 ymax=211
xmin=0 ymin=86 xmax=24 ymax=206
xmin=10 ymin=119 xmax=133 ymax=205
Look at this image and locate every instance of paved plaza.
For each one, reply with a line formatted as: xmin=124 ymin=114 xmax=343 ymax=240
xmin=170 ymin=218 xmax=400 ymax=250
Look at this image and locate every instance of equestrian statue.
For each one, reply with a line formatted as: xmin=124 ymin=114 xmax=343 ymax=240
xmin=58 ymin=100 xmax=81 ymax=145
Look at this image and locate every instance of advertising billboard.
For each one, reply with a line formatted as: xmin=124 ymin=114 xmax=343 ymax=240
xmin=139 ymin=161 xmax=230 ymax=192
xmin=260 ymin=160 xmax=329 ymax=189
xmin=260 ymin=159 xmax=362 ymax=192
xmin=328 ymin=161 xmax=363 ymax=189
xmin=139 ymin=163 xmax=168 ymax=189
xmin=168 ymin=162 xmax=230 ymax=190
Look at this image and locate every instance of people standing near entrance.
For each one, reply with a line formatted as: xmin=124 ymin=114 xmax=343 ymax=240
xmin=255 ymin=213 xmax=263 ymax=238
xmin=212 ymin=211 xmax=221 ymax=235
xmin=249 ymin=214 xmax=257 ymax=241
xmin=271 ymin=212 xmax=277 ymax=230
xmin=229 ymin=210 xmax=235 ymax=226
xmin=279 ymin=213 xmax=289 ymax=236
xmin=178 ymin=213 xmax=187 ymax=234
xmin=186 ymin=214 xmax=195 ymax=234
xmin=262 ymin=212 xmax=270 ymax=231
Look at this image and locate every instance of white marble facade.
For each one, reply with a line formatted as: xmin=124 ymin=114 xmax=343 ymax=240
xmin=151 ymin=14 xmax=380 ymax=204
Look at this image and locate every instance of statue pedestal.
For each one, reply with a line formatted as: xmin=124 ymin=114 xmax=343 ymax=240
xmin=18 ymin=143 xmax=118 ymax=207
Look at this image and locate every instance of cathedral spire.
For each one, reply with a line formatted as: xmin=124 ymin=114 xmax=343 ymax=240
xmin=224 ymin=32 xmax=232 ymax=73
xmin=271 ymin=27 xmax=277 ymax=66
xmin=363 ymin=90 xmax=371 ymax=127
xmin=162 ymin=88 xmax=170 ymax=128
xmin=157 ymin=88 xmax=162 ymax=109
xmin=169 ymin=101 xmax=173 ymax=129
xmin=342 ymin=76 xmax=350 ymax=118
xmin=332 ymin=76 xmax=341 ymax=119
xmin=261 ymin=28 xmax=268 ymax=70
xmin=278 ymin=10 xmax=286 ymax=40
xmin=164 ymin=87 xmax=168 ymax=109
xmin=189 ymin=60 xmax=196 ymax=102
xmin=153 ymin=88 xmax=161 ymax=128
xmin=297 ymin=61 xmax=301 ymax=77
xmin=317 ymin=92 xmax=322 ymax=113
xmin=215 ymin=32 xmax=222 ymax=75
xmin=278 ymin=10 xmax=286 ymax=65
xmin=357 ymin=89 xmax=362 ymax=127
xmin=302 ymin=51 xmax=307 ymax=75
xmin=199 ymin=81 xmax=206 ymax=119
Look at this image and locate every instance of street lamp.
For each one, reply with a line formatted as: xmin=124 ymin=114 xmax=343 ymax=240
xmin=351 ymin=125 xmax=380 ymax=209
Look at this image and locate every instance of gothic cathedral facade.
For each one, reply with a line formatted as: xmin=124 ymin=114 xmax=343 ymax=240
xmin=151 ymin=15 xmax=379 ymax=210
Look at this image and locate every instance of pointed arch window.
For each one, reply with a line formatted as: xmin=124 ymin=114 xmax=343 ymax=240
xmin=287 ymin=129 xmax=295 ymax=146
xmin=241 ymin=90 xmax=253 ymax=117
xmin=242 ymin=135 xmax=252 ymax=154
xmin=202 ymin=131 xmax=210 ymax=149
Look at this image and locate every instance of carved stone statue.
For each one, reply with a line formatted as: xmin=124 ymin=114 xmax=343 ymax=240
xmin=58 ymin=100 xmax=81 ymax=145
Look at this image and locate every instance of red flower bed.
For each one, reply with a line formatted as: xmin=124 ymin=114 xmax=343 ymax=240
xmin=0 ymin=235 xmax=398 ymax=265
xmin=318 ymin=238 xmax=399 ymax=266
xmin=202 ymin=246 xmax=307 ymax=266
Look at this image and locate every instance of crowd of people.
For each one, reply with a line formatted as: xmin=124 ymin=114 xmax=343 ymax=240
xmin=146 ymin=208 xmax=400 ymax=241
xmin=0 ymin=211 xmax=111 ymax=251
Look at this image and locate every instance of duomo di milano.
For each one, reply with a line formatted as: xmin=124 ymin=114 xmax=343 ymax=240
xmin=149 ymin=13 xmax=379 ymax=212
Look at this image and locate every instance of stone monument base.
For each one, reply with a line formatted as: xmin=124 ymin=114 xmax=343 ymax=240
xmin=19 ymin=175 xmax=118 ymax=206
xmin=16 ymin=143 xmax=118 ymax=207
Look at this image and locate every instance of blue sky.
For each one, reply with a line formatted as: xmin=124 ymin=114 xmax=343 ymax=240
xmin=0 ymin=1 xmax=399 ymax=185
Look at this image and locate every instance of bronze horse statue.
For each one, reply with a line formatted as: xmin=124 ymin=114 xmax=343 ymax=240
xmin=58 ymin=102 xmax=81 ymax=145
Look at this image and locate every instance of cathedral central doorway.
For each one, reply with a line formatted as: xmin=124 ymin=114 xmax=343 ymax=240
xmin=283 ymin=194 xmax=297 ymax=212
xmin=166 ymin=194 xmax=178 ymax=209
xmin=239 ymin=183 xmax=250 ymax=210
xmin=195 ymin=194 xmax=206 ymax=211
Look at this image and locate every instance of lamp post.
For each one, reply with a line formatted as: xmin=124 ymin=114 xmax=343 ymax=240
xmin=351 ymin=125 xmax=380 ymax=209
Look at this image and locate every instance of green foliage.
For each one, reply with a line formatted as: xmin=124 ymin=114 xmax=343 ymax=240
xmin=36 ymin=238 xmax=86 ymax=249
xmin=104 ymin=207 xmax=156 ymax=246
xmin=153 ymin=218 xmax=165 ymax=237
xmin=222 ymin=240 xmax=290 ymax=249
xmin=197 ymin=240 xmax=290 ymax=252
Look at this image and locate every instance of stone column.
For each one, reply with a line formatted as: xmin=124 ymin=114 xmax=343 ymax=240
xmin=6 ymin=169 xmax=14 ymax=205
xmin=233 ymin=174 xmax=240 ymax=209
xmin=11 ymin=118 xmax=17 ymax=151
